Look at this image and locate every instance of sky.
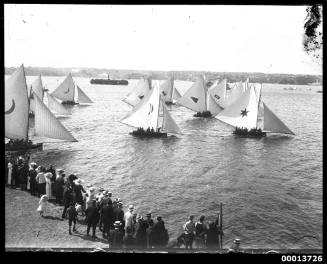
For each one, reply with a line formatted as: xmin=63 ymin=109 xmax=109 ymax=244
xmin=4 ymin=4 xmax=322 ymax=75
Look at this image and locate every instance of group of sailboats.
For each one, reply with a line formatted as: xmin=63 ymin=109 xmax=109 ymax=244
xmin=5 ymin=65 xmax=93 ymax=152
xmin=120 ymin=75 xmax=294 ymax=138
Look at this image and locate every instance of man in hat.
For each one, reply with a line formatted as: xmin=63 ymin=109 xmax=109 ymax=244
xmin=124 ymin=205 xmax=134 ymax=235
xmin=108 ymin=221 xmax=124 ymax=248
xmin=183 ymin=215 xmax=195 ymax=249
xmin=151 ymin=216 xmax=169 ymax=248
xmin=74 ymin=178 xmax=86 ymax=206
xmin=55 ymin=170 xmax=65 ymax=204
xmin=134 ymin=215 xmax=147 ymax=248
xmin=114 ymin=202 xmax=125 ymax=227
xmin=28 ymin=163 xmax=38 ymax=196
xmin=195 ymin=215 xmax=207 ymax=249
xmin=101 ymin=199 xmax=115 ymax=239
xmin=85 ymin=200 xmax=100 ymax=239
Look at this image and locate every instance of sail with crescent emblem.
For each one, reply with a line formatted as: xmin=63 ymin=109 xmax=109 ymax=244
xmin=122 ymin=78 xmax=150 ymax=107
xmin=208 ymin=79 xmax=227 ymax=108
xmin=47 ymin=93 xmax=72 ymax=116
xmin=215 ymin=85 xmax=258 ymax=130
xmin=34 ymin=93 xmax=77 ymax=142
xmin=177 ymin=75 xmax=207 ymax=112
xmin=121 ymin=82 xmax=160 ymax=130
xmin=51 ymin=73 xmax=75 ymax=102
xmin=5 ymin=65 xmax=29 ymax=140
xmin=77 ymin=85 xmax=93 ymax=104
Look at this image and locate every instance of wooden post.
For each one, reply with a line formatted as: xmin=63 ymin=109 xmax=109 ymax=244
xmin=220 ymin=203 xmax=223 ymax=249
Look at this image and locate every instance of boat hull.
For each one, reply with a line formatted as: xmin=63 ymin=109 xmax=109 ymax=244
xmin=233 ymin=130 xmax=267 ymax=138
xmin=129 ymin=131 xmax=167 ymax=138
xmin=62 ymin=101 xmax=79 ymax=105
xmin=193 ymin=111 xmax=212 ymax=118
xmin=5 ymin=142 xmax=43 ymax=153
xmin=165 ymin=101 xmax=176 ymax=106
xmin=90 ymin=79 xmax=129 ymax=85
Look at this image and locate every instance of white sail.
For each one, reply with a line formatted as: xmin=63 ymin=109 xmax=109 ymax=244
xmin=47 ymin=93 xmax=72 ymax=115
xmin=224 ymin=81 xmax=245 ymax=107
xmin=208 ymin=79 xmax=227 ymax=108
xmin=215 ymin=86 xmax=258 ymax=130
xmin=172 ymin=87 xmax=182 ymax=102
xmin=34 ymin=93 xmax=77 ymax=142
xmin=29 ymin=75 xmax=45 ymax=114
xmin=5 ymin=65 xmax=29 ymax=140
xmin=177 ymin=76 xmax=207 ymax=112
xmin=51 ymin=73 xmax=75 ymax=102
xmin=77 ymin=85 xmax=93 ymax=103
xmin=160 ymin=77 xmax=174 ymax=103
xmin=122 ymin=78 xmax=150 ymax=107
xmin=256 ymin=93 xmax=264 ymax=129
xmin=207 ymin=93 xmax=224 ymax=116
xmin=263 ymin=102 xmax=295 ymax=135
xmin=121 ymin=83 xmax=160 ymax=130
xmin=162 ymin=100 xmax=180 ymax=134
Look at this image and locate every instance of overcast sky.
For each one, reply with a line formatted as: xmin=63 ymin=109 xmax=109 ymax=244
xmin=4 ymin=4 xmax=322 ymax=75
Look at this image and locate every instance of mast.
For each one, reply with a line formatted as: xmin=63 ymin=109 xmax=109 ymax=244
xmin=23 ymin=66 xmax=30 ymax=141
xmin=156 ymin=86 xmax=161 ymax=131
xmin=220 ymin=202 xmax=223 ymax=249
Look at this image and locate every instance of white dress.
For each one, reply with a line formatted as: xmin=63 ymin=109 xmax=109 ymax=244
xmin=7 ymin=163 xmax=12 ymax=185
xmin=37 ymin=200 xmax=47 ymax=213
xmin=45 ymin=177 xmax=52 ymax=199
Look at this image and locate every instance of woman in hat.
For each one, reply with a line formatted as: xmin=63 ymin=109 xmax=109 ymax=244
xmin=108 ymin=221 xmax=124 ymax=248
xmin=44 ymin=172 xmax=53 ymax=200
xmin=54 ymin=171 xmax=65 ymax=205
xmin=74 ymin=178 xmax=86 ymax=206
xmin=86 ymin=186 xmax=96 ymax=210
xmin=37 ymin=194 xmax=48 ymax=217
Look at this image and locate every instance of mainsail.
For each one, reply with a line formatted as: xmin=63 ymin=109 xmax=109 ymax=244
xmin=262 ymin=102 xmax=295 ymax=135
xmin=77 ymin=85 xmax=93 ymax=103
xmin=122 ymin=78 xmax=150 ymax=107
xmin=160 ymin=77 xmax=174 ymax=103
xmin=215 ymin=85 xmax=258 ymax=130
xmin=5 ymin=65 xmax=29 ymax=140
xmin=47 ymin=93 xmax=72 ymax=116
xmin=161 ymin=100 xmax=180 ymax=133
xmin=177 ymin=76 xmax=207 ymax=112
xmin=224 ymin=81 xmax=245 ymax=107
xmin=29 ymin=75 xmax=45 ymax=114
xmin=51 ymin=73 xmax=75 ymax=102
xmin=172 ymin=87 xmax=182 ymax=102
xmin=208 ymin=79 xmax=227 ymax=108
xmin=34 ymin=93 xmax=77 ymax=142
xmin=121 ymin=82 xmax=160 ymax=130
xmin=207 ymin=93 xmax=224 ymax=116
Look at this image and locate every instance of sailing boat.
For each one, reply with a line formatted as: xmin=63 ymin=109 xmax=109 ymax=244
xmin=28 ymin=75 xmax=45 ymax=117
xmin=46 ymin=93 xmax=72 ymax=116
xmin=215 ymin=84 xmax=294 ymax=137
xmin=121 ymin=81 xmax=180 ymax=138
xmin=177 ymin=75 xmax=223 ymax=118
xmin=51 ymin=73 xmax=93 ymax=105
xmin=5 ymin=65 xmax=77 ymax=152
xmin=122 ymin=77 xmax=152 ymax=107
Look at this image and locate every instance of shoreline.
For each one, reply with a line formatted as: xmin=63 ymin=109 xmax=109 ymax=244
xmin=5 ymin=187 xmax=322 ymax=253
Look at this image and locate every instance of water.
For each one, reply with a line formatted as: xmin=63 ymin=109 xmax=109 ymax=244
xmin=24 ymin=76 xmax=323 ymax=249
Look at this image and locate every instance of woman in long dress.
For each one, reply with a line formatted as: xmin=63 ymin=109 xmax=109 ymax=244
xmin=7 ymin=161 xmax=13 ymax=187
xmin=45 ymin=172 xmax=53 ymax=200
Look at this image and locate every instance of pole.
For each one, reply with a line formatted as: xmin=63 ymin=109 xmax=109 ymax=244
xmin=220 ymin=203 xmax=223 ymax=249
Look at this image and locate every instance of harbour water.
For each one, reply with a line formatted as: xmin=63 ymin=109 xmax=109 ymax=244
xmin=21 ymin=76 xmax=322 ymax=249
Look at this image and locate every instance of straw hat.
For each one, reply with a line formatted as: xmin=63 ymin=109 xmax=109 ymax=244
xmin=74 ymin=178 xmax=84 ymax=185
xmin=114 ymin=221 xmax=122 ymax=227
xmin=89 ymin=186 xmax=96 ymax=192
xmin=128 ymin=205 xmax=134 ymax=211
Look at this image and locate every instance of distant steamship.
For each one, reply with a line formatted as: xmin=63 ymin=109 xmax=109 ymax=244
xmin=90 ymin=74 xmax=128 ymax=85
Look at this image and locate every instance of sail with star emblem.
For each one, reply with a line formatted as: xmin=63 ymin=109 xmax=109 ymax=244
xmin=51 ymin=73 xmax=75 ymax=102
xmin=215 ymin=85 xmax=258 ymax=130
xmin=177 ymin=75 xmax=207 ymax=112
xmin=122 ymin=77 xmax=151 ymax=107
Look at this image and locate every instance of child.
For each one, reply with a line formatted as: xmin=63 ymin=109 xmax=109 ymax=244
xmin=37 ymin=194 xmax=48 ymax=217
xmin=66 ymin=203 xmax=78 ymax=235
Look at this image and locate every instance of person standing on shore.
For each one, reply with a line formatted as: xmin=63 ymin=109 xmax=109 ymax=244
xmin=35 ymin=166 xmax=46 ymax=197
xmin=62 ymin=183 xmax=75 ymax=219
xmin=37 ymin=194 xmax=48 ymax=217
xmin=108 ymin=221 xmax=124 ymax=248
xmin=183 ymin=215 xmax=195 ymax=249
xmin=145 ymin=212 xmax=154 ymax=248
xmin=194 ymin=215 xmax=207 ymax=249
xmin=85 ymin=200 xmax=100 ymax=239
xmin=66 ymin=203 xmax=78 ymax=235
xmin=124 ymin=205 xmax=134 ymax=235
xmin=54 ymin=170 xmax=65 ymax=204
xmin=29 ymin=163 xmax=38 ymax=196
xmin=101 ymin=199 xmax=115 ymax=239
xmin=134 ymin=215 xmax=147 ymax=248
xmin=73 ymin=178 xmax=86 ymax=206
xmin=44 ymin=172 xmax=53 ymax=201
xmin=7 ymin=160 xmax=13 ymax=188
xmin=114 ymin=202 xmax=125 ymax=226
